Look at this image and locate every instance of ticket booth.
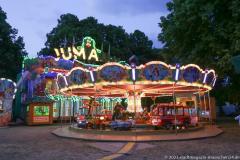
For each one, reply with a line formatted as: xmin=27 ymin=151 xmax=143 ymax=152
xmin=26 ymin=102 xmax=53 ymax=125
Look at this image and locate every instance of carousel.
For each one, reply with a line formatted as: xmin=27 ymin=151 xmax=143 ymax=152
xmin=15 ymin=37 xmax=217 ymax=130
xmin=57 ymin=61 xmax=216 ymax=113
xmin=56 ymin=59 xmax=217 ymax=130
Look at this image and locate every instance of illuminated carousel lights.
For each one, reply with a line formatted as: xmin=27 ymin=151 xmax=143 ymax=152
xmin=207 ymin=69 xmax=216 ymax=75
xmin=138 ymin=61 xmax=171 ymax=69
xmin=56 ymin=61 xmax=216 ymax=98
xmin=96 ymin=62 xmax=131 ymax=71
xmin=66 ymin=66 xmax=89 ymax=75
xmin=180 ymin=63 xmax=204 ymax=72
xmin=59 ymin=81 xmax=213 ymax=93
xmin=50 ymin=68 xmax=69 ymax=73
xmin=0 ymin=78 xmax=17 ymax=99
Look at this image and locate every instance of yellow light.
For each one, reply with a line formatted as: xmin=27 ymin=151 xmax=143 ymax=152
xmin=138 ymin=61 xmax=170 ymax=69
xmin=60 ymin=48 xmax=72 ymax=60
xmin=57 ymin=61 xmax=216 ymax=97
xmin=207 ymin=69 xmax=217 ymax=80
xmin=66 ymin=67 xmax=88 ymax=76
xmin=181 ymin=64 xmax=204 ymax=73
xmin=96 ymin=62 xmax=131 ymax=71
xmin=54 ymin=48 xmax=60 ymax=61
xmin=127 ymin=95 xmax=142 ymax=112
xmin=53 ymin=37 xmax=101 ymax=62
xmin=88 ymin=49 xmax=99 ymax=61
xmin=59 ymin=79 xmax=212 ymax=94
xmin=72 ymin=46 xmax=86 ymax=60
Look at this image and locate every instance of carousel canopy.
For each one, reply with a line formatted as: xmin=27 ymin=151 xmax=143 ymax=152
xmin=56 ymin=61 xmax=217 ymax=98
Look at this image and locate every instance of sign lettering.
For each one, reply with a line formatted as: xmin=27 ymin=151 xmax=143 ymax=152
xmin=54 ymin=37 xmax=101 ymax=61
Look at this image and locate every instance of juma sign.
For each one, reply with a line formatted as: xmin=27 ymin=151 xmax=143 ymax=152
xmin=54 ymin=37 xmax=101 ymax=61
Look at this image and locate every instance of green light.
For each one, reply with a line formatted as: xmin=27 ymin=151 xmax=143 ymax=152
xmin=34 ymin=106 xmax=49 ymax=116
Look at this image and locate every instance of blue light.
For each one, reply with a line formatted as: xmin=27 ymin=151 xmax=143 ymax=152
xmin=90 ymin=71 xmax=95 ymax=83
xmin=88 ymin=67 xmax=95 ymax=83
xmin=175 ymin=64 xmax=180 ymax=81
xmin=131 ymin=63 xmax=136 ymax=81
xmin=132 ymin=68 xmax=136 ymax=81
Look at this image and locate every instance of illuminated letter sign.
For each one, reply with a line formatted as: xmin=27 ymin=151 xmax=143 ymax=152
xmin=88 ymin=49 xmax=98 ymax=61
xmin=54 ymin=37 xmax=101 ymax=61
xmin=72 ymin=46 xmax=86 ymax=60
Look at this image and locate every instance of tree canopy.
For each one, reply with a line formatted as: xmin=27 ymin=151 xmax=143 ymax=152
xmin=38 ymin=14 xmax=162 ymax=64
xmin=158 ymin=0 xmax=240 ymax=104
xmin=0 ymin=7 xmax=27 ymax=81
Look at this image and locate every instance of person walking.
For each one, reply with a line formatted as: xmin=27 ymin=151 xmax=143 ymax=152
xmin=235 ymin=114 xmax=240 ymax=126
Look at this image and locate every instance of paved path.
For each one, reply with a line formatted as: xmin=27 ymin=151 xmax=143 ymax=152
xmin=0 ymin=122 xmax=238 ymax=160
xmin=119 ymin=123 xmax=240 ymax=160
xmin=52 ymin=125 xmax=223 ymax=142
xmin=0 ymin=126 xmax=110 ymax=160
xmin=98 ymin=142 xmax=135 ymax=160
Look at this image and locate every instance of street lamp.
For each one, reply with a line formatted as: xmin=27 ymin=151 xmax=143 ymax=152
xmin=131 ymin=63 xmax=137 ymax=116
xmin=174 ymin=64 xmax=180 ymax=134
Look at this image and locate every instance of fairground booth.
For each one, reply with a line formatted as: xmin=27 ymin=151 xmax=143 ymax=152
xmin=13 ymin=37 xmax=217 ymax=128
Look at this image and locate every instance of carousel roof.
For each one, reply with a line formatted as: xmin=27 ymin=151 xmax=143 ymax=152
xmin=56 ymin=61 xmax=217 ymax=98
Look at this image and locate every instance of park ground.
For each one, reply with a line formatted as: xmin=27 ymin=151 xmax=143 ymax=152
xmin=0 ymin=118 xmax=239 ymax=160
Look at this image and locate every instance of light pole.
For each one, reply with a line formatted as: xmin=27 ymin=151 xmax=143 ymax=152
xmin=89 ymin=67 xmax=97 ymax=127
xmin=131 ymin=63 xmax=137 ymax=114
xmin=202 ymin=69 xmax=208 ymax=122
xmin=131 ymin=63 xmax=137 ymax=136
xmin=174 ymin=64 xmax=180 ymax=134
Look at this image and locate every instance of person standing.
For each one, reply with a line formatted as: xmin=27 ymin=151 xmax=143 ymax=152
xmin=235 ymin=115 xmax=240 ymax=126
xmin=112 ymin=102 xmax=123 ymax=120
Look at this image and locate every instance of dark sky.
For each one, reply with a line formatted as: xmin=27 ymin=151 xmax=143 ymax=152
xmin=0 ymin=0 xmax=169 ymax=57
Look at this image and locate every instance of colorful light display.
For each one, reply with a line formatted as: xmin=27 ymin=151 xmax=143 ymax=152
xmin=16 ymin=36 xmax=217 ymax=124
xmin=0 ymin=78 xmax=17 ymax=126
xmin=56 ymin=60 xmax=216 ymax=113
xmin=127 ymin=95 xmax=142 ymax=112
xmin=0 ymin=78 xmax=17 ymax=99
xmin=54 ymin=37 xmax=101 ymax=61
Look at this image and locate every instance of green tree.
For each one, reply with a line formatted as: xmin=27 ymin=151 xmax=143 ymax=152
xmin=39 ymin=14 xmax=81 ymax=56
xmin=0 ymin=7 xmax=27 ymax=81
xmin=129 ymin=30 xmax=152 ymax=55
xmin=158 ymin=0 xmax=240 ymax=104
xmin=38 ymin=14 xmax=161 ymax=64
xmin=129 ymin=30 xmax=154 ymax=63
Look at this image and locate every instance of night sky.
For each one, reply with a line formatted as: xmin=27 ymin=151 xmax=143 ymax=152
xmin=0 ymin=0 xmax=169 ymax=57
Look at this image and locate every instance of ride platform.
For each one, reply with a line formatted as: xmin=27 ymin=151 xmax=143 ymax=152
xmin=52 ymin=125 xmax=223 ymax=142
